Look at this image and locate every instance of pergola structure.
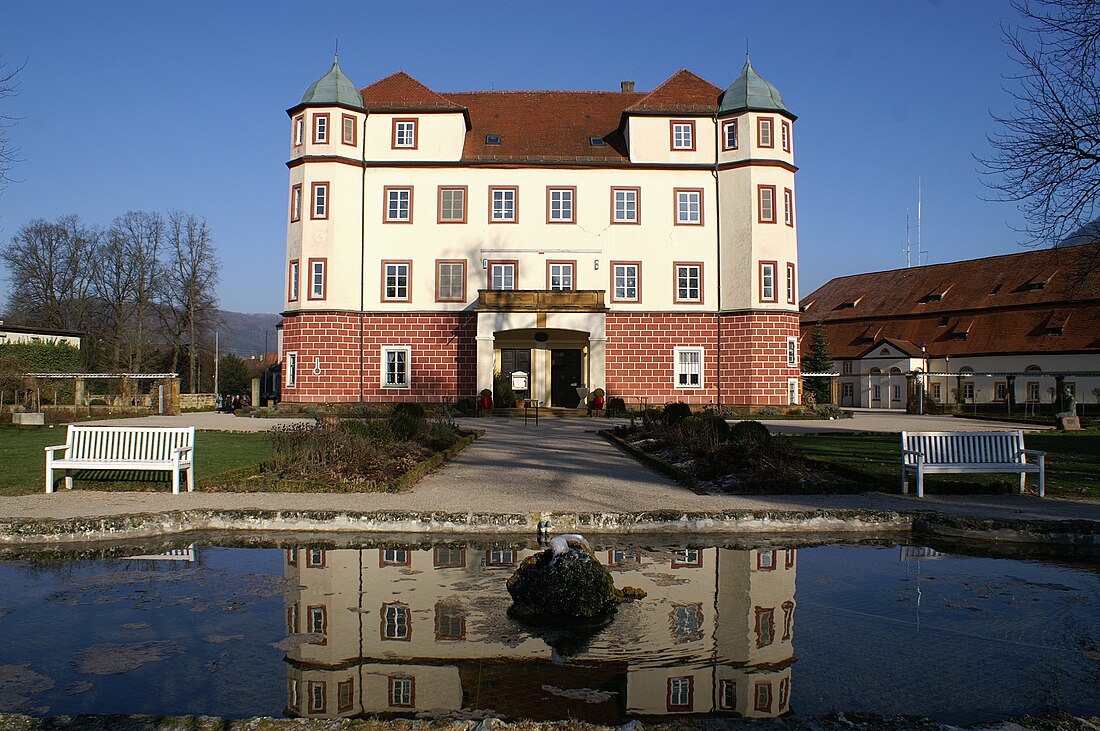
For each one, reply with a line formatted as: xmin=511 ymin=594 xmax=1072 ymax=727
xmin=18 ymin=373 xmax=181 ymax=415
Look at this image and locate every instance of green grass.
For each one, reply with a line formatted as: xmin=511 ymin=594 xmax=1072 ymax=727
xmin=0 ymin=426 xmax=273 ymax=496
xmin=785 ymin=431 xmax=1100 ymax=500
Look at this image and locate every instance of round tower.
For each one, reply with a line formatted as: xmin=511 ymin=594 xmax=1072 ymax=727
xmin=281 ymin=56 xmax=366 ymax=399
xmin=716 ymin=58 xmax=802 ymax=404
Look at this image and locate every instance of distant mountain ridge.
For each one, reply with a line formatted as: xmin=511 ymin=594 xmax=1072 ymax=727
xmin=217 ymin=310 xmax=280 ymax=358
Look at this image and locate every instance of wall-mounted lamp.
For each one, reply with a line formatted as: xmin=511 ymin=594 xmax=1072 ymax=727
xmin=481 ymin=258 xmax=489 ymax=269
xmin=594 ymin=259 xmax=600 ymax=270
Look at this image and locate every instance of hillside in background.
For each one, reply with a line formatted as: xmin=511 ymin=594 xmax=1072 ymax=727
xmin=217 ymin=310 xmax=280 ymax=359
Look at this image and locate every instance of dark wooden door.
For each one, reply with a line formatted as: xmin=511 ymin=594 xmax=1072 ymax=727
xmin=550 ymin=349 xmax=583 ymax=407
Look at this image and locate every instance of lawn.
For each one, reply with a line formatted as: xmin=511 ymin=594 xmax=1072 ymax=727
xmin=785 ymin=431 xmax=1100 ymax=501
xmin=0 ymin=426 xmax=273 ymax=496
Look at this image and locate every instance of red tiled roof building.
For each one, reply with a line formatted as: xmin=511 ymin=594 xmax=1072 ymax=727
xmin=800 ymin=241 xmax=1100 ymax=410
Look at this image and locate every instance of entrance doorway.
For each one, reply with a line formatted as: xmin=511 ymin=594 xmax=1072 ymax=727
xmin=500 ymin=348 xmax=532 ymax=401
xmin=550 ymin=349 xmax=583 ymax=407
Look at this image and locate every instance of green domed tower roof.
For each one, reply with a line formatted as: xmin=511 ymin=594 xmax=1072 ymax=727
xmin=300 ymin=55 xmax=364 ymax=109
xmin=719 ymin=56 xmax=792 ymax=117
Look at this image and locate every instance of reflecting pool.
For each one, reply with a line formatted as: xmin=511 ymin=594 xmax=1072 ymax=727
xmin=0 ymin=537 xmax=1096 ymax=723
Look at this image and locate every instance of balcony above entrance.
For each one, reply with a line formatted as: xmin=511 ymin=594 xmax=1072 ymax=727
xmin=477 ymin=289 xmax=607 ymax=312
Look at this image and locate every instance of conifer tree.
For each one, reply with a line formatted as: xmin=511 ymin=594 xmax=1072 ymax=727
xmin=802 ymin=321 xmax=834 ymax=404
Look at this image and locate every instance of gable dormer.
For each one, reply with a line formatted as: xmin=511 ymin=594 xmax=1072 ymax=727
xmin=623 ymin=69 xmax=721 ymax=164
xmin=359 ymin=72 xmax=469 ymax=162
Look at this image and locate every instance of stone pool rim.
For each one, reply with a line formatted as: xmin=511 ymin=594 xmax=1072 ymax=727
xmin=0 ymin=507 xmax=1096 ymax=546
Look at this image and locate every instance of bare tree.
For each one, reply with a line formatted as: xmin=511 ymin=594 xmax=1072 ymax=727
xmin=980 ymin=0 xmax=1100 ymax=247
xmin=0 ymin=216 xmax=100 ymax=331
xmin=160 ymin=211 xmax=219 ymax=392
xmin=0 ymin=55 xmax=24 ymax=192
xmin=109 ymin=211 xmax=163 ymax=371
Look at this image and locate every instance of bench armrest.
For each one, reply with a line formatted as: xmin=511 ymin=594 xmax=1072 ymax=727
xmin=901 ymin=449 xmax=925 ymax=459
xmin=44 ymin=444 xmax=68 ymax=456
xmin=172 ymin=445 xmax=194 ymax=459
xmin=1019 ymin=449 xmax=1046 ymax=457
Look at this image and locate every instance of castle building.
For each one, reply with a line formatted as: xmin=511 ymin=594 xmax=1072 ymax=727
xmin=281 ymin=57 xmax=800 ymax=406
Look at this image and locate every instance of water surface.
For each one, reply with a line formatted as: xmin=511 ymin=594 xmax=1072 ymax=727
xmin=0 ymin=536 xmax=1096 ymax=723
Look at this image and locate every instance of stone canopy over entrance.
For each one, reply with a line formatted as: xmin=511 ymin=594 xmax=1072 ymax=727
xmin=475 ymin=295 xmax=607 ymax=407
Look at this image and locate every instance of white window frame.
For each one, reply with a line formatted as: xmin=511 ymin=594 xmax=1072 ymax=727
xmin=393 ymin=120 xmax=416 ymax=148
xmin=490 ymin=263 xmax=515 ymax=290
xmin=386 ymin=188 xmax=412 ymax=222
xmin=310 ymin=260 xmax=325 ymax=299
xmin=286 ymin=351 xmax=298 ymax=388
xmin=384 ymin=262 xmax=410 ymax=301
xmin=549 ymin=262 xmax=574 ymax=291
xmin=786 ymin=262 xmax=796 ymax=303
xmin=676 ymin=189 xmax=701 ymax=225
xmin=675 ymin=347 xmax=704 ymax=389
xmin=312 ymin=183 xmax=328 ymax=219
xmin=381 ymin=346 xmax=411 ymax=389
xmin=548 ymin=188 xmax=574 ymax=222
xmin=293 ymin=116 xmax=304 ymax=146
xmin=723 ymin=119 xmax=738 ymax=150
xmin=290 ymin=185 xmax=302 ymax=222
xmin=671 ymin=121 xmax=694 ymax=150
xmin=676 ymin=264 xmax=701 ymax=302
xmin=313 ymin=114 xmax=328 ymax=144
xmin=389 ymin=676 xmax=413 ymax=706
xmin=613 ymin=263 xmax=639 ymax=302
xmin=612 ymin=187 xmax=638 ymax=223
xmin=383 ymin=603 xmax=411 ymax=639
xmin=760 ymin=262 xmax=776 ymax=302
xmin=490 ymin=188 xmax=516 ymax=222
xmin=786 ymin=337 xmax=798 ymax=367
xmin=784 ymin=189 xmax=794 ymax=226
xmin=289 ymin=260 xmax=299 ymax=302
xmin=669 ymin=676 xmax=692 ymax=707
xmin=788 ymin=377 xmax=799 ymax=405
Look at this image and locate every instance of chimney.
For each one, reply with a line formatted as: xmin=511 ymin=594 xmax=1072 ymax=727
xmin=621 ymin=80 xmax=635 ymax=93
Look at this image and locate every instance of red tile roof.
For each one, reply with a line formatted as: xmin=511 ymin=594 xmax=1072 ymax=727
xmin=444 ymin=90 xmax=640 ymax=162
xmin=626 ymin=69 xmax=723 ymax=114
xmin=356 ymin=70 xmax=730 ymax=162
xmin=800 ymin=244 xmax=1100 ymax=358
xmin=360 ymin=72 xmax=465 ymax=111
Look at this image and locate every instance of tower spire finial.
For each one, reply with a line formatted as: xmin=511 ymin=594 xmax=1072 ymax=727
xmin=334 ymin=38 xmax=339 ymax=63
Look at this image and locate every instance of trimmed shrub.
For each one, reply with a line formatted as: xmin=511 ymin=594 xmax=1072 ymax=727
xmin=730 ymin=420 xmax=770 ymax=449
xmin=389 ymin=411 xmax=421 ymax=441
xmin=393 ymin=402 xmax=425 ymax=419
xmin=664 ymin=402 xmax=692 ymax=427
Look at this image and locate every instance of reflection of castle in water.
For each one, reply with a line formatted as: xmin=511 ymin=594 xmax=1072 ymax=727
xmin=283 ymin=544 xmax=796 ymax=722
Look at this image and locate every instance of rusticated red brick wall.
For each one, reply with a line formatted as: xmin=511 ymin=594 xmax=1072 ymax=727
xmin=718 ymin=311 xmax=801 ymax=405
xmin=606 ymin=311 xmax=801 ymax=406
xmin=280 ymin=311 xmax=476 ymax=402
xmin=281 ymin=309 xmax=799 ymax=405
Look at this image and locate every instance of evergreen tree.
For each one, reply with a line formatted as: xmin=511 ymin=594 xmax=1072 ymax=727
xmin=802 ymin=321 xmax=834 ymax=404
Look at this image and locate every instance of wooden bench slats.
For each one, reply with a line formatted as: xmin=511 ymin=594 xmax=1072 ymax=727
xmin=46 ymin=425 xmax=195 ymax=494
xmin=901 ymin=430 xmax=1045 ymax=498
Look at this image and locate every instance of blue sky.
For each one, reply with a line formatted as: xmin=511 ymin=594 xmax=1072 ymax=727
xmin=0 ymin=0 xmax=1029 ymax=314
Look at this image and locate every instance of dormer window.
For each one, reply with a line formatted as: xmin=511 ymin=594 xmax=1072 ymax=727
xmin=671 ymin=120 xmax=695 ymax=151
xmin=589 ymin=136 xmax=605 ymax=146
xmin=485 ymin=134 xmax=502 ymax=145
xmin=392 ymin=119 xmax=417 ymax=149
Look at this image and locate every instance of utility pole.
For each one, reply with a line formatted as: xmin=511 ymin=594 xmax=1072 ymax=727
xmin=214 ymin=332 xmax=219 ymax=395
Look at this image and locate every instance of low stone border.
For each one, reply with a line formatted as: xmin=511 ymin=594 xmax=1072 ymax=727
xmin=0 ymin=711 xmax=1096 ymax=731
xmin=0 ymin=506 xmax=1096 ymax=547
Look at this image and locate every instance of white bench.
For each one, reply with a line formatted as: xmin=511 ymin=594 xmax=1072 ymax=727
xmin=45 ymin=425 xmax=195 ymax=494
xmin=901 ymin=430 xmax=1045 ymax=498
